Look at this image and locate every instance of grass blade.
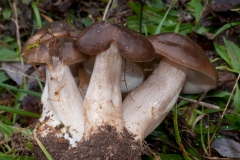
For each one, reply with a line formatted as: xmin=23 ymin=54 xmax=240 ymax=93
xmin=154 ymin=0 xmax=175 ymax=34
xmin=0 ymin=82 xmax=41 ymax=97
xmin=0 ymin=105 xmax=40 ymax=118
xmin=212 ymin=21 xmax=240 ymax=39
xmin=0 ymin=153 xmax=36 ymax=160
xmin=34 ymin=136 xmax=53 ymax=160
xmin=214 ymin=43 xmax=230 ymax=65
xmin=31 ymin=2 xmax=42 ymax=29
xmin=174 ymin=105 xmax=191 ymax=160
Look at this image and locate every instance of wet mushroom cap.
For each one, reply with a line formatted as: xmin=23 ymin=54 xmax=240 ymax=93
xmin=147 ymin=32 xmax=218 ymax=94
xmin=76 ymin=21 xmax=155 ymax=62
xmin=22 ymin=38 xmax=53 ymax=66
xmin=21 ymin=21 xmax=88 ymax=68
xmin=22 ymin=21 xmax=79 ymax=56
xmin=22 ymin=38 xmax=88 ymax=68
xmin=49 ymin=38 xmax=89 ymax=65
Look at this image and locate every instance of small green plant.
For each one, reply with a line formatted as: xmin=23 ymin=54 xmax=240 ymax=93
xmin=25 ymin=40 xmax=40 ymax=51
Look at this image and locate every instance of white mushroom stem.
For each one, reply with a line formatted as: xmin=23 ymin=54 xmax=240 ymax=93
xmin=36 ymin=57 xmax=85 ymax=147
xmin=83 ymin=44 xmax=124 ymax=137
xmin=36 ymin=80 xmax=58 ymax=134
xmin=123 ymin=58 xmax=187 ymax=142
xmin=82 ymin=57 xmax=144 ymax=95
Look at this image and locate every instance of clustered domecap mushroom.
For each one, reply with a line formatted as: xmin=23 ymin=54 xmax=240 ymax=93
xmin=123 ymin=32 xmax=218 ymax=142
xmin=21 ymin=21 xmax=89 ymax=145
xmin=21 ymin=21 xmax=218 ymax=159
xmin=76 ymin=21 xmax=155 ymax=157
xmin=22 ymin=20 xmax=155 ymax=159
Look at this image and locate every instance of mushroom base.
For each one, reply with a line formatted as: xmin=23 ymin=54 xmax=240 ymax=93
xmin=33 ymin=125 xmax=141 ymax=160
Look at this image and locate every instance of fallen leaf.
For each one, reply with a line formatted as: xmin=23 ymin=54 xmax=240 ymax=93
xmin=211 ymin=138 xmax=240 ymax=158
xmin=1 ymin=62 xmax=31 ymax=86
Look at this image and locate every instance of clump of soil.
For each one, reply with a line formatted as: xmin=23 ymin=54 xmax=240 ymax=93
xmin=33 ymin=125 xmax=141 ymax=160
xmin=11 ymin=131 xmax=33 ymax=157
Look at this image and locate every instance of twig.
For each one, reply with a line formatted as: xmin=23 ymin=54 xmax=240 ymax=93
xmin=0 ymin=67 xmax=45 ymax=82
xmin=32 ymin=65 xmax=46 ymax=80
xmin=40 ymin=13 xmax=54 ymax=22
xmin=102 ymin=0 xmax=114 ymax=21
xmin=210 ymin=73 xmax=240 ymax=143
xmin=12 ymin=2 xmax=21 ymax=52
xmin=11 ymin=1 xmax=27 ymax=90
xmin=184 ymin=91 xmax=208 ymax=118
xmin=179 ymin=96 xmax=220 ymax=110
xmin=2 ymin=0 xmax=33 ymax=38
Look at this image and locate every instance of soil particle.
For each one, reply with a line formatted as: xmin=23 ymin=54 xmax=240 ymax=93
xmin=33 ymin=125 xmax=141 ymax=160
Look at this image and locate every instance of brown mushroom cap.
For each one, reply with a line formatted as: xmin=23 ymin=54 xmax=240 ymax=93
xmin=49 ymin=38 xmax=88 ymax=65
xmin=22 ymin=38 xmax=53 ymax=67
xmin=22 ymin=38 xmax=88 ymax=69
xmin=76 ymin=21 xmax=155 ymax=62
xmin=21 ymin=21 xmax=79 ymax=56
xmin=147 ymin=32 xmax=218 ymax=94
xmin=21 ymin=21 xmax=88 ymax=68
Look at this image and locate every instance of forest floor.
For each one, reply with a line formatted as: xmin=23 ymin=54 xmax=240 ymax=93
xmin=0 ymin=0 xmax=240 ymax=159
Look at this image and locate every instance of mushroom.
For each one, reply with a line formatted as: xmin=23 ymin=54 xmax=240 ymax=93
xmin=76 ymin=21 xmax=155 ymax=157
xmin=22 ymin=21 xmax=79 ymax=51
xmin=121 ymin=59 xmax=145 ymax=93
xmin=82 ymin=56 xmax=145 ymax=95
xmin=21 ymin=22 xmax=88 ymax=146
xmin=123 ymin=32 xmax=218 ymax=142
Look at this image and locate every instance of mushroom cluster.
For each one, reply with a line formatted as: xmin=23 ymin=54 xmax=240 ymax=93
xmin=21 ymin=22 xmax=88 ymax=145
xmin=21 ymin=21 xmax=218 ymax=159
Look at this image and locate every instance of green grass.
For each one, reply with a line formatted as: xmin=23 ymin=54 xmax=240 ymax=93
xmin=0 ymin=0 xmax=240 ymax=159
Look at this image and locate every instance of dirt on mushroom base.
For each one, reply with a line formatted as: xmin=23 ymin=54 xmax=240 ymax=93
xmin=33 ymin=125 xmax=141 ymax=160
